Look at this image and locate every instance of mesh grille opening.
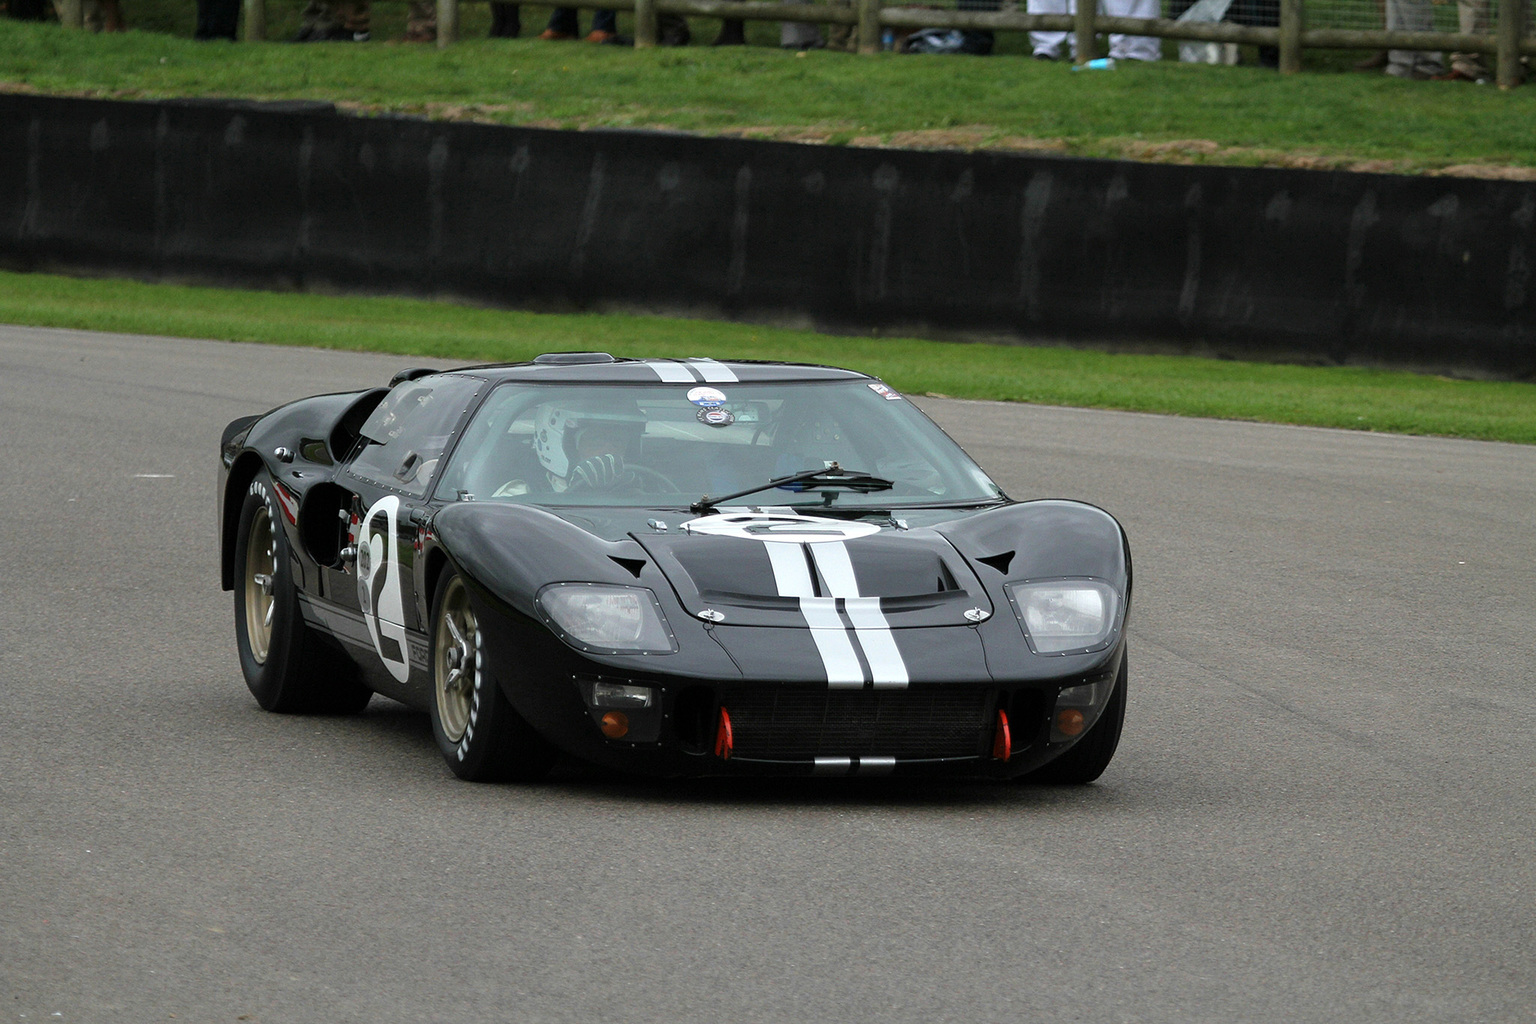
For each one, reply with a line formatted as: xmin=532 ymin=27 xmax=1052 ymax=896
xmin=725 ymin=688 xmax=992 ymax=760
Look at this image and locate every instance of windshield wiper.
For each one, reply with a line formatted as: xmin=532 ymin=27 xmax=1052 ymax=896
xmin=690 ymin=463 xmax=895 ymax=515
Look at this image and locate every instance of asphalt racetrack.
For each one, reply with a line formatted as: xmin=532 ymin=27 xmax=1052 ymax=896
xmin=2 ymin=324 xmax=1533 ymax=1023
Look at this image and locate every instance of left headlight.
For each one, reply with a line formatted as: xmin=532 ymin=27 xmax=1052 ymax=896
xmin=1005 ymin=580 xmax=1121 ymax=655
xmin=537 ymin=584 xmax=677 ymax=655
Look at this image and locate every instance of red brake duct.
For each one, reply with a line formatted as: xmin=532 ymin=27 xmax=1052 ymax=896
xmin=714 ymin=707 xmax=734 ymax=759
xmin=992 ymin=709 xmax=1012 ymax=761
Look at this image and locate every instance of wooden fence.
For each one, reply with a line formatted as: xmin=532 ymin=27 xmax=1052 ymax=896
xmin=48 ymin=0 xmax=1534 ymax=88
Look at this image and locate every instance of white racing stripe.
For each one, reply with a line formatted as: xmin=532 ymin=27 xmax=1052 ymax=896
xmin=801 ymin=598 xmax=865 ymax=688
xmin=766 ymin=544 xmax=862 ymax=687
xmin=687 ymin=358 xmax=739 ymax=383
xmin=724 ymin=513 xmax=912 ymax=692
xmin=808 ymin=540 xmax=860 ymax=596
xmin=765 ymin=542 xmax=815 ymax=597
xmin=845 ymin=598 xmax=908 ymax=688
xmin=642 ymin=360 xmax=697 ymax=383
xmin=809 ymin=543 xmax=910 ymax=689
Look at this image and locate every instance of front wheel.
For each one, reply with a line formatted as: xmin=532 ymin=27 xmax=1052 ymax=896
xmin=428 ymin=566 xmax=556 ymax=782
xmin=233 ymin=471 xmax=372 ymax=714
xmin=1020 ymin=653 xmax=1127 ymax=785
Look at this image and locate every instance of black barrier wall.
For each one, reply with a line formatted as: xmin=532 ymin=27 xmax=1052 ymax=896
xmin=2 ymin=93 xmax=1532 ymax=378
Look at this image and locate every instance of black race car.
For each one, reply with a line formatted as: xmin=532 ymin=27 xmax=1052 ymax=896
xmin=218 ymin=354 xmax=1130 ymax=783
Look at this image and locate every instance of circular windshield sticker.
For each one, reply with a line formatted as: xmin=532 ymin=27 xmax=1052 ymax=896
xmin=698 ymin=407 xmax=735 ymax=427
xmin=681 ymin=512 xmax=881 ymax=543
xmin=687 ymin=386 xmax=727 ymax=407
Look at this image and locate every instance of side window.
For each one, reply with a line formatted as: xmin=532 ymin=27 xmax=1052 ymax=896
xmin=345 ymin=375 xmax=484 ymax=498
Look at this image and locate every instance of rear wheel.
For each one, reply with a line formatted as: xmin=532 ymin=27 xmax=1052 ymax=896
xmin=233 ymin=471 xmax=372 ymax=714
xmin=428 ymin=567 xmax=556 ymax=782
xmin=1021 ymin=653 xmax=1127 ymax=785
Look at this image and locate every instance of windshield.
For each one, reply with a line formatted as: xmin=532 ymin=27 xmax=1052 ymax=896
xmin=434 ymin=379 xmax=1003 ymax=509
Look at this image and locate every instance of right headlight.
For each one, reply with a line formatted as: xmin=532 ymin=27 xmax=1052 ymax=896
xmin=536 ymin=583 xmax=677 ymax=655
xmin=1005 ymin=580 xmax=1121 ymax=655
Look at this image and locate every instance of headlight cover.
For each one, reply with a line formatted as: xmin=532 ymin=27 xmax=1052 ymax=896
xmin=537 ymin=584 xmax=677 ymax=655
xmin=1005 ymin=579 xmax=1121 ymax=655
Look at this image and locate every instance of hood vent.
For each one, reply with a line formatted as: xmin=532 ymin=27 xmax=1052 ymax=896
xmin=976 ymin=551 xmax=1014 ymax=575
xmin=609 ymin=555 xmax=647 ymax=579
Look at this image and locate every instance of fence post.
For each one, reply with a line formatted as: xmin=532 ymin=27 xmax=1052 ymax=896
xmin=1278 ymin=0 xmax=1302 ymax=72
xmin=857 ymin=0 xmax=881 ymax=53
xmin=58 ymin=0 xmax=83 ymax=27
xmin=1496 ymin=0 xmax=1524 ymax=89
xmin=1074 ymin=0 xmax=1096 ymax=62
xmin=635 ymin=0 xmax=658 ymax=47
xmin=242 ymin=0 xmax=266 ymax=41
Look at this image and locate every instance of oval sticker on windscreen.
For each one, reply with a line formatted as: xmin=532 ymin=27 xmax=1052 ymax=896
xmin=687 ymin=386 xmax=727 ymax=407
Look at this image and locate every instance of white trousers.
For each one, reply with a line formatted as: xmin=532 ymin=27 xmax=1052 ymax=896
xmin=1028 ymin=0 xmax=1162 ymax=61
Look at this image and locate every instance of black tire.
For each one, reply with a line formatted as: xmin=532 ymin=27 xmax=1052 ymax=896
xmin=428 ymin=566 xmax=557 ymax=782
xmin=233 ymin=471 xmax=372 ymax=715
xmin=1021 ymin=653 xmax=1127 ymax=785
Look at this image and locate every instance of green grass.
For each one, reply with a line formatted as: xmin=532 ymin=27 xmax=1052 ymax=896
xmin=4 ymin=18 xmax=1536 ymax=173
xmin=5 ymin=270 xmax=1533 ymax=443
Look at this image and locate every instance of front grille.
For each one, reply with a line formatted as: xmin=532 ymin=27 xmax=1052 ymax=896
xmin=725 ymin=688 xmax=992 ymax=760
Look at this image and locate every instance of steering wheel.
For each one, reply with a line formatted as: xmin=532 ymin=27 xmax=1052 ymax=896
xmin=629 ymin=464 xmax=680 ymax=493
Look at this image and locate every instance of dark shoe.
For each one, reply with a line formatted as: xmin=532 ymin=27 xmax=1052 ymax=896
xmin=1032 ymin=51 xmax=1055 ymax=60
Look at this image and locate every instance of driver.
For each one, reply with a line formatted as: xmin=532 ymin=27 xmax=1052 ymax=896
xmin=492 ymin=398 xmax=645 ymax=497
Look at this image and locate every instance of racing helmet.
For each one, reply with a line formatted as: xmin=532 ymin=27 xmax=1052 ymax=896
xmin=533 ymin=397 xmax=646 ymax=479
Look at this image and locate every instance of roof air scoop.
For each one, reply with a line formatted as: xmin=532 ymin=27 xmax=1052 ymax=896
xmin=388 ymin=367 xmax=438 ymax=387
xmin=534 ymin=352 xmax=617 ymax=365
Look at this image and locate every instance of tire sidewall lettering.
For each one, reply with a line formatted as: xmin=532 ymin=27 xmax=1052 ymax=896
xmin=455 ymin=628 xmax=483 ymax=762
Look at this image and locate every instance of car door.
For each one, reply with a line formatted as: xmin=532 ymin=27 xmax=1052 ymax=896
xmin=333 ymin=373 xmax=488 ymax=686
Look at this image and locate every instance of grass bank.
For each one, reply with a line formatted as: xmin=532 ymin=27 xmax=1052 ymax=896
xmin=4 ymin=20 xmax=1536 ymax=175
xmin=4 ymin=271 xmax=1532 ymax=443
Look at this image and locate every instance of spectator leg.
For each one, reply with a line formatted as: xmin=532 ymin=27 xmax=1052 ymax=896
xmin=1448 ymin=0 xmax=1491 ymax=79
xmin=1103 ymin=0 xmax=1160 ymax=59
xmin=1027 ymin=0 xmax=1074 ymax=58
xmin=542 ymin=7 xmax=578 ymax=37
xmin=1384 ymin=0 xmax=1444 ymax=77
xmin=488 ymin=1 xmax=520 ymax=36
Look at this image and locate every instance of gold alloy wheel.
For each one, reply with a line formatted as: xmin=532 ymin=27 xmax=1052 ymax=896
xmin=243 ymin=504 xmax=277 ymax=665
xmin=434 ymin=575 xmax=478 ymax=742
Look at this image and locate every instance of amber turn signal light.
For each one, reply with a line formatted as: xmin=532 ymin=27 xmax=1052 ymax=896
xmin=1055 ymin=708 xmax=1086 ymax=737
xmin=599 ymin=711 xmax=630 ymax=739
